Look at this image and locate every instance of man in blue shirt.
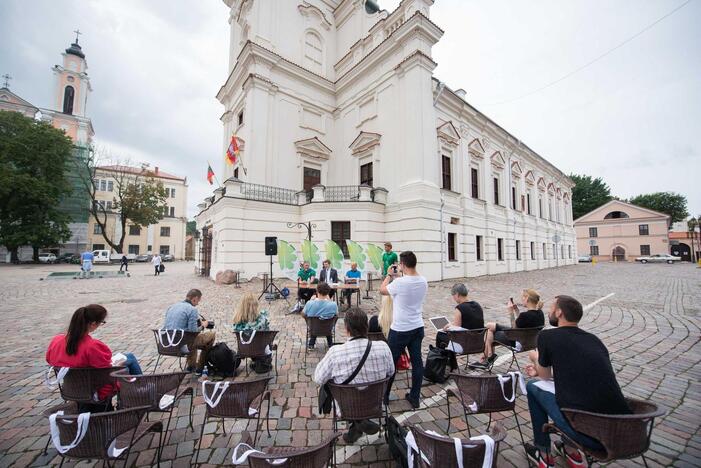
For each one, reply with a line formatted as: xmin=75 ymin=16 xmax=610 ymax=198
xmin=302 ymin=282 xmax=338 ymax=349
xmin=162 ymin=289 xmax=216 ymax=373
xmin=80 ymin=250 xmax=94 ymax=279
xmin=342 ymin=262 xmax=361 ymax=307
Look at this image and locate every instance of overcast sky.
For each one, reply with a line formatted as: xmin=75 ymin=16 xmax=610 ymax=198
xmin=1 ymin=0 xmax=699 ymax=219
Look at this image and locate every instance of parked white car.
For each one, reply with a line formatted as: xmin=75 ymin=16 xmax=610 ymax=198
xmin=578 ymin=255 xmax=593 ymax=263
xmin=92 ymin=250 xmax=111 ymax=263
xmin=38 ymin=253 xmax=57 ymax=264
xmin=635 ymin=254 xmax=681 ymax=264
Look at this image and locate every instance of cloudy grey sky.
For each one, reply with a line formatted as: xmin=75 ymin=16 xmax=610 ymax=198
xmin=1 ymin=0 xmax=699 ymax=218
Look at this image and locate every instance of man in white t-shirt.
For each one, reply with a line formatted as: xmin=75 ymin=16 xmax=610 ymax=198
xmin=380 ymin=250 xmax=427 ymax=409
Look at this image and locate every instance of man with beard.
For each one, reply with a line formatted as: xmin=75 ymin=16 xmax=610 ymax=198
xmin=523 ymin=295 xmax=630 ymax=468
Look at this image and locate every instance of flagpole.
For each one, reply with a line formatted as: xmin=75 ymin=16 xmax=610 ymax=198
xmin=207 ymin=160 xmax=222 ymax=187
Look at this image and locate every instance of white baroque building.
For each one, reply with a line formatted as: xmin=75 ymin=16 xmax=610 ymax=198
xmin=195 ymin=0 xmax=576 ymax=282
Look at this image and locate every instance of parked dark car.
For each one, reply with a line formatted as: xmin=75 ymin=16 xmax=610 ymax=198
xmin=57 ymin=253 xmax=76 ymax=263
xmin=69 ymin=255 xmax=81 ymax=264
xmin=135 ymin=254 xmax=152 ymax=262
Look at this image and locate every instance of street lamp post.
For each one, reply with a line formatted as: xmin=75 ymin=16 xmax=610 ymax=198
xmin=287 ymin=222 xmax=316 ymax=242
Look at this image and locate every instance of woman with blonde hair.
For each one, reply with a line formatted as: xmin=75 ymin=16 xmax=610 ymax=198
xmin=470 ymin=288 xmax=545 ymax=370
xmin=369 ymin=295 xmax=393 ymax=338
xmin=232 ymin=292 xmax=269 ymax=332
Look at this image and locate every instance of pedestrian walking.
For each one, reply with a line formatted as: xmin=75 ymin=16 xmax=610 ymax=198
xmin=151 ymin=253 xmax=162 ymax=276
xmin=119 ymin=254 xmax=129 ymax=272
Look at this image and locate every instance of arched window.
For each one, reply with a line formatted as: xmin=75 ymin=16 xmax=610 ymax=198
xmin=63 ymin=85 xmax=75 ymax=114
xmin=604 ymin=211 xmax=629 ymax=219
xmin=303 ymin=31 xmax=323 ymax=74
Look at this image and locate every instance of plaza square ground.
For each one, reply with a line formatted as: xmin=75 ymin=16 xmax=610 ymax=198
xmin=0 ymin=260 xmax=699 ymax=467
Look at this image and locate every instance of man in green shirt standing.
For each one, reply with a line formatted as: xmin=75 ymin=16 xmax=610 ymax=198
xmin=291 ymin=261 xmax=317 ymax=313
xmin=382 ymin=242 xmax=398 ymax=276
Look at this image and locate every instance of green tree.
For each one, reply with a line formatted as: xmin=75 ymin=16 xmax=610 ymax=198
xmin=569 ymin=174 xmax=613 ymax=220
xmin=629 ymin=192 xmax=688 ymax=225
xmin=0 ymin=111 xmax=74 ymax=262
xmin=186 ymin=220 xmax=197 ymax=236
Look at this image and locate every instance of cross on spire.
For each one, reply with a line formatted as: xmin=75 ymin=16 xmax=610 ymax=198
xmin=73 ymin=29 xmax=82 ymax=44
xmin=1 ymin=74 xmax=11 ymax=89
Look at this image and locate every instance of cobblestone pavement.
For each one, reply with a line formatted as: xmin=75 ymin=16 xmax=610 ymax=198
xmin=0 ymin=261 xmax=699 ymax=467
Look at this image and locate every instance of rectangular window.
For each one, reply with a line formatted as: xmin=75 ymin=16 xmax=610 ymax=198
xmin=589 ymin=227 xmax=598 ymax=238
xmin=521 ymin=195 xmax=525 ymax=212
xmin=93 ymin=224 xmax=102 ymax=234
xmin=640 ymin=244 xmax=650 ymax=256
xmin=476 ymin=235 xmax=483 ymax=261
xmin=497 ymin=238 xmax=504 ymax=261
xmin=639 ymin=224 xmax=649 ymax=236
xmin=441 ymin=155 xmax=452 ymax=191
xmin=530 ymin=241 xmax=535 ymax=260
xmin=303 ymin=167 xmax=321 ymax=192
xmin=543 ymin=243 xmax=547 ymax=259
xmin=105 ymin=201 xmax=112 ymax=211
xmin=448 ymin=232 xmax=457 ymax=262
xmin=568 ymin=245 xmax=572 ymax=259
xmin=548 ymin=200 xmax=553 ymax=220
xmin=331 ymin=221 xmax=351 ymax=259
xmin=527 ymin=193 xmax=532 ymax=214
xmin=128 ymin=244 xmax=140 ymax=255
xmin=539 ymin=198 xmax=543 ymax=218
xmin=159 ymin=245 xmax=170 ymax=255
xmin=590 ymin=245 xmax=599 ymax=256
xmin=516 ymin=240 xmax=521 ymax=260
xmin=360 ymin=162 xmax=373 ymax=187
xmin=234 ymin=167 xmax=239 ymax=179
xmin=160 ymin=227 xmax=171 ymax=237
xmin=92 ymin=243 xmax=105 ymax=250
xmin=553 ymin=243 xmax=557 ymax=259
xmin=238 ymin=110 xmax=244 ymax=126
xmin=561 ymin=245 xmax=565 ymax=259
xmin=147 ymin=244 xmax=152 ymax=251
xmin=169 ymin=207 xmax=175 ymax=217
xmin=493 ymin=177 xmax=500 ymax=205
xmin=107 ymin=181 xmax=113 ymax=192
xmin=164 ymin=188 xmax=170 ymax=198
xmin=511 ymin=186 xmax=517 ymax=209
xmin=170 ymin=188 xmax=176 ymax=198
xmin=129 ymin=225 xmax=141 ymax=236
xmin=471 ymin=167 xmax=479 ymax=198
xmin=100 ymin=180 xmax=106 ymax=191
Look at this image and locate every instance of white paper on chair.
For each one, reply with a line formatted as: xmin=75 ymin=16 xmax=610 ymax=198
xmin=159 ymin=394 xmax=175 ymax=410
xmin=533 ymin=379 xmax=555 ymax=394
xmin=248 ymin=407 xmax=259 ymax=417
xmin=111 ymin=353 xmax=127 ymax=366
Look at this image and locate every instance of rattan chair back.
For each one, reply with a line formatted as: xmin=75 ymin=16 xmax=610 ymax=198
xmin=450 ymin=372 xmax=519 ymax=413
xmin=305 ymin=316 xmax=337 ymax=338
xmin=447 ymin=328 xmax=487 ymax=355
xmin=247 ymin=432 xmax=343 ymax=467
xmin=236 ymin=330 xmax=278 ymax=359
xmin=112 ymin=371 xmax=188 ymax=411
xmin=327 ymin=377 xmax=390 ymax=421
xmin=54 ymin=366 xmax=124 ymax=403
xmin=498 ymin=326 xmax=543 ymax=352
xmin=409 ymin=423 xmax=506 ymax=468
xmin=152 ymin=329 xmax=199 ymax=357
xmin=202 ymin=377 xmax=271 ymax=419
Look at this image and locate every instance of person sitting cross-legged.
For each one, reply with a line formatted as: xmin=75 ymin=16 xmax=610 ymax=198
xmin=313 ymin=307 xmax=394 ymax=443
xmin=302 ymin=282 xmax=338 ymax=349
xmin=523 ymin=295 xmax=630 ymax=468
xmin=470 ymin=288 xmax=544 ymax=369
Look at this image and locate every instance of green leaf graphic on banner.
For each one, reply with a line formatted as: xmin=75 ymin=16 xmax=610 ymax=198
xmin=325 ymin=240 xmax=344 ymax=270
xmin=366 ymin=243 xmax=384 ymax=271
xmin=347 ymin=240 xmax=366 ymax=269
xmin=277 ymin=240 xmax=297 ymax=270
xmin=301 ymin=239 xmax=320 ymax=268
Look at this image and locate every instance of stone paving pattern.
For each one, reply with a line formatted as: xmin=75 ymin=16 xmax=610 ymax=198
xmin=0 ymin=261 xmax=699 ymax=467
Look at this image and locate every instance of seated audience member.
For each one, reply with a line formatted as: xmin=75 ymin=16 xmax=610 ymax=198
xmin=318 ymin=259 xmax=338 ymax=299
xmin=232 ymin=292 xmax=271 ymax=369
xmin=342 ymin=262 xmax=361 ymax=307
xmin=46 ymin=304 xmax=143 ymax=411
xmin=369 ymin=295 xmax=393 ymax=338
xmin=313 ymin=307 xmax=395 ymax=443
xmin=291 ymin=261 xmax=317 ymax=313
xmin=302 ymin=282 xmax=338 ymax=349
xmin=163 ymin=289 xmax=215 ymax=374
xmin=435 ymin=283 xmax=484 ymax=353
xmin=471 ymin=288 xmax=545 ymax=369
xmin=524 ymin=295 xmax=630 ymax=468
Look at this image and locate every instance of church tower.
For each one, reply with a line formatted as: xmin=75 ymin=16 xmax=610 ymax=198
xmin=51 ymin=31 xmax=93 ymax=145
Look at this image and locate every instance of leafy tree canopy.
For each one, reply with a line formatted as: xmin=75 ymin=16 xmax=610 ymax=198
xmin=629 ymin=192 xmax=688 ymax=224
xmin=569 ymin=174 xmax=613 ymax=220
xmin=186 ymin=220 xmax=197 ymax=236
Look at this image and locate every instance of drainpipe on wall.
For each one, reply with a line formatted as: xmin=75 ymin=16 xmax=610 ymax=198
xmin=440 ymin=193 xmax=445 ymax=282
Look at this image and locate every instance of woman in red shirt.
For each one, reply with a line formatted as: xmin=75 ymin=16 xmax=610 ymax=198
xmin=46 ymin=304 xmax=143 ymax=410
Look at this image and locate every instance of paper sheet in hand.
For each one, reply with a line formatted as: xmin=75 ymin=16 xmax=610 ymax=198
xmin=111 ymin=353 xmax=126 ymax=366
xmin=533 ymin=379 xmax=555 ymax=394
xmin=429 ymin=316 xmax=450 ymax=331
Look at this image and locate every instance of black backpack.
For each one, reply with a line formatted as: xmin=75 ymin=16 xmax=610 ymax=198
xmin=423 ymin=345 xmax=454 ymax=384
xmin=206 ymin=342 xmax=240 ymax=378
xmin=385 ymin=416 xmax=410 ymax=468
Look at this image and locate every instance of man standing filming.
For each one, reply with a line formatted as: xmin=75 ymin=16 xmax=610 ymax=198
xmin=380 ymin=251 xmax=427 ymax=409
xmin=381 ymin=242 xmax=398 ymax=276
xmin=524 ymin=295 xmax=630 ymax=468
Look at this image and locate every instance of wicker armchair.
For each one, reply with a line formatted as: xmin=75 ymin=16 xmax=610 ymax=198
xmin=111 ymin=370 xmax=194 ymax=442
xmin=446 ymin=372 xmax=526 ymax=445
xmin=543 ymin=398 xmax=665 ymax=467
xmin=243 ymin=431 xmax=343 ymax=467
xmin=493 ymin=326 xmax=543 ymax=372
xmin=235 ymin=330 xmax=279 ymax=375
xmin=447 ymin=328 xmax=488 ymax=371
xmin=327 ymin=377 xmax=390 ymax=439
xmin=194 ymin=377 xmax=272 ymax=465
xmin=49 ymin=405 xmax=163 ymax=468
xmin=304 ymin=316 xmax=338 ymax=366
xmin=151 ymin=329 xmax=200 ymax=372
xmin=408 ymin=422 xmax=506 ymax=468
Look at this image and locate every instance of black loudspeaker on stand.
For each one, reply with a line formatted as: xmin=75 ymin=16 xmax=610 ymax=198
xmin=259 ymin=236 xmax=286 ymax=302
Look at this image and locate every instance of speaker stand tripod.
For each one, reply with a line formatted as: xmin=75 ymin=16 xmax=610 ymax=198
xmin=258 ymin=255 xmax=288 ymax=304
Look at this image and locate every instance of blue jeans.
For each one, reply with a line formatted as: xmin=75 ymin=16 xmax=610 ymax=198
xmin=387 ymin=327 xmax=424 ymax=401
xmin=123 ymin=353 xmax=143 ymax=375
xmin=526 ymin=380 xmax=604 ymax=452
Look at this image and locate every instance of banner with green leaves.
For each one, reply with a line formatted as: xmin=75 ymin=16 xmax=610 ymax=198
xmin=276 ymin=239 xmax=382 ymax=280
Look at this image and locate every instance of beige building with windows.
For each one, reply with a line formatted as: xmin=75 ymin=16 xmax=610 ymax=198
xmin=88 ymin=165 xmax=188 ymax=259
xmin=574 ymin=200 xmax=670 ymax=262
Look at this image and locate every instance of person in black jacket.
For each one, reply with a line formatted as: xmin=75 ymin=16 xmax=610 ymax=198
xmin=470 ymin=288 xmax=545 ymax=369
xmin=318 ymin=259 xmax=338 ymax=299
xmin=119 ymin=254 xmax=129 ymax=272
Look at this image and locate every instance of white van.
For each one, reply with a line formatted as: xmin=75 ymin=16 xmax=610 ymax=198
xmin=92 ymin=250 xmax=111 ymax=264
